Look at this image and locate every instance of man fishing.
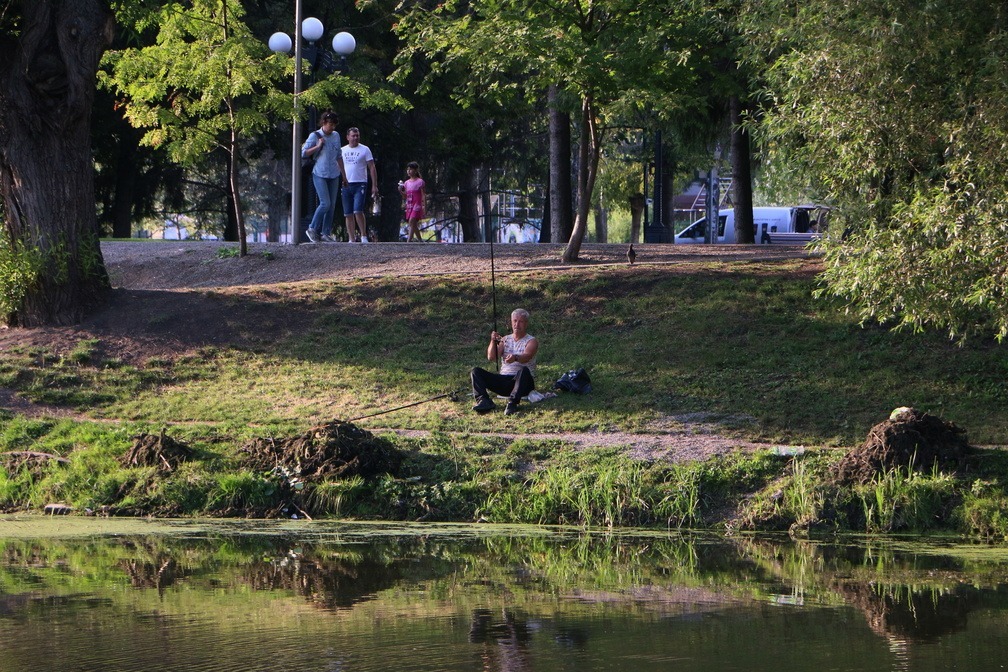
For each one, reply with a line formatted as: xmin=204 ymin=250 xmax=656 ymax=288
xmin=471 ymin=308 xmax=539 ymax=416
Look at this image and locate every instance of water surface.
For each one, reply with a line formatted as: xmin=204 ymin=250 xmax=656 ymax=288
xmin=1 ymin=517 xmax=1006 ymax=671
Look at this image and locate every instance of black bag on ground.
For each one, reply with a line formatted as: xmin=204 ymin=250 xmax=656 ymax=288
xmin=553 ymin=368 xmax=592 ymax=394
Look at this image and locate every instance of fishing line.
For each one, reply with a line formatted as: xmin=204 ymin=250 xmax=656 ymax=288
xmin=346 ymin=391 xmax=460 ymax=423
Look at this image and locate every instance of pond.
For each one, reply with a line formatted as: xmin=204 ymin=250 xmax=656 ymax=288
xmin=1 ymin=517 xmax=1006 ymax=671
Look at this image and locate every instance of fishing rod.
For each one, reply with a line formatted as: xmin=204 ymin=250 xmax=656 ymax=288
xmin=346 ymin=390 xmax=460 ymax=423
xmin=489 ymin=218 xmax=499 ymax=371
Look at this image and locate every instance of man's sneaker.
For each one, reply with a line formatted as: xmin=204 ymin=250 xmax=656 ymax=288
xmin=321 ymin=234 xmax=337 ymax=242
xmin=472 ymin=397 xmax=495 ymax=414
xmin=361 ymin=236 xmax=369 ymax=243
xmin=504 ymin=401 xmax=520 ymax=416
xmin=305 ymin=229 xmax=319 ymax=243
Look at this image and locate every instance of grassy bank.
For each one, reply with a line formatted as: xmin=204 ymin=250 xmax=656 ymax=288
xmin=1 ymin=257 xmax=1007 ymax=537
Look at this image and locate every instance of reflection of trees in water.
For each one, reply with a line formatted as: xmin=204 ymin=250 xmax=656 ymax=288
xmin=733 ymin=536 xmax=991 ymax=649
xmin=122 ymin=556 xmax=179 ymax=597
xmin=469 ymin=608 xmax=533 ymax=672
xmin=466 ymin=607 xmax=591 ymax=671
xmin=241 ymin=548 xmax=406 ymax=611
xmin=832 ymin=581 xmax=979 ymax=641
xmin=832 ymin=581 xmax=982 ymax=672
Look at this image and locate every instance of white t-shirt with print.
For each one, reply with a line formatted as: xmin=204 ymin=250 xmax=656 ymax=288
xmin=341 ymin=143 xmax=374 ymax=183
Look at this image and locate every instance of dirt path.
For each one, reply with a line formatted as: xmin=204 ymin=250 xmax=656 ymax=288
xmin=0 ymin=386 xmax=799 ymax=462
xmin=99 ymin=240 xmax=818 ymax=290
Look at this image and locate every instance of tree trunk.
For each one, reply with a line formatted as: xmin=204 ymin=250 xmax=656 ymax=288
xmin=629 ymin=193 xmax=645 ymax=244
xmin=548 ymin=85 xmax=572 ymax=245
xmin=265 ymin=153 xmax=286 ymax=243
xmin=661 ymin=144 xmax=676 ymax=234
xmin=0 ymin=1 xmax=113 ymax=327
xmin=539 ymin=169 xmax=551 ymax=243
xmin=459 ymin=165 xmax=481 ymax=242
xmin=731 ymin=94 xmax=755 ymax=244
xmin=593 ymin=197 xmax=607 ymax=243
xmin=222 ymin=186 xmax=239 ymax=241
xmin=226 ymin=126 xmax=247 ymax=256
xmin=563 ymin=94 xmax=600 ymax=263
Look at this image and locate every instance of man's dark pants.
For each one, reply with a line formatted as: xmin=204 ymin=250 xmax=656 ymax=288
xmin=470 ymin=367 xmax=535 ymax=404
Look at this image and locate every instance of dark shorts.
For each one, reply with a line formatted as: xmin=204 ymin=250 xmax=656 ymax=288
xmin=341 ymin=183 xmax=367 ymax=214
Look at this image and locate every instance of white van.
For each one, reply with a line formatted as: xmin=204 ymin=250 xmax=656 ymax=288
xmin=675 ymin=205 xmax=828 ymax=244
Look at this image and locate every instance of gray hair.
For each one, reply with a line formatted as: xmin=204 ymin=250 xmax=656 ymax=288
xmin=511 ymin=308 xmax=530 ymax=321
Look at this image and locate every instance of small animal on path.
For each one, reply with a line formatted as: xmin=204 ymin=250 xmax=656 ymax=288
xmin=627 ymin=244 xmax=636 ymax=265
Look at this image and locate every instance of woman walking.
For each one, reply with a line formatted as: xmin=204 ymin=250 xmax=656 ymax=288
xmin=301 ymin=111 xmax=348 ymax=242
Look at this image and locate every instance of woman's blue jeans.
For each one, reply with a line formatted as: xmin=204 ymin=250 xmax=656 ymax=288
xmin=309 ymin=174 xmax=342 ymax=237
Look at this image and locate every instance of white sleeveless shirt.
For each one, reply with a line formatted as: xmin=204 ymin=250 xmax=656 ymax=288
xmin=500 ymin=333 xmax=536 ymax=376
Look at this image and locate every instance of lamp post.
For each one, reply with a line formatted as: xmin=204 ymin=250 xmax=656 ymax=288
xmin=269 ymin=12 xmax=355 ymax=244
xmin=332 ymin=31 xmax=356 ymax=72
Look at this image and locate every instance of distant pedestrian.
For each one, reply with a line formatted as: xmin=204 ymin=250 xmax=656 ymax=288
xmin=341 ymin=127 xmax=379 ymax=243
xmin=301 ymin=111 xmax=347 ymax=243
xmin=398 ymin=161 xmax=426 ymax=242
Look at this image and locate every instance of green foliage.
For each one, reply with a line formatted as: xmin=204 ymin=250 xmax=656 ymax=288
xmin=960 ymin=480 xmax=1008 ymax=541
xmin=481 ymin=450 xmax=718 ymax=529
xmin=215 ymin=246 xmax=240 ymax=259
xmin=100 ymin=0 xmax=282 ymax=165
xmin=740 ymin=0 xmax=1008 ymax=340
xmin=0 ymin=237 xmax=43 ymax=319
xmin=735 ymin=455 xmax=832 ymax=532
xmin=306 ymin=477 xmax=365 ymax=517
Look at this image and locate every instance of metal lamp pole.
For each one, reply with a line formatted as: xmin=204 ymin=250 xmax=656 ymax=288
xmin=290 ymin=0 xmax=305 ymax=245
xmin=270 ymin=17 xmax=354 ymax=245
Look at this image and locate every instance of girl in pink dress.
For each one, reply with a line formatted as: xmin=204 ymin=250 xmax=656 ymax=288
xmin=398 ymin=162 xmax=426 ymax=242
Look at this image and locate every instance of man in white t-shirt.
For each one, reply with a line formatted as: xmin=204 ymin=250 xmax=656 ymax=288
xmin=471 ymin=308 xmax=539 ymax=416
xmin=341 ymin=127 xmax=379 ymax=242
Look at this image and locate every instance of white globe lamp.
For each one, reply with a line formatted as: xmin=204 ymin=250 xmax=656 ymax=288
xmin=332 ymin=31 xmax=356 ymax=57
xmin=302 ymin=17 xmax=324 ymax=43
xmin=268 ymin=32 xmax=292 ymax=54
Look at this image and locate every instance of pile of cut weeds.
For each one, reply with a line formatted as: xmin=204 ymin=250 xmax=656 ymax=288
xmin=242 ymin=420 xmax=405 ymax=482
xmin=121 ymin=429 xmax=193 ymax=472
xmin=834 ymin=407 xmax=973 ymax=485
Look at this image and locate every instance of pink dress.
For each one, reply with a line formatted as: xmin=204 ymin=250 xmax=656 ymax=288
xmin=404 ymin=178 xmax=425 ymax=220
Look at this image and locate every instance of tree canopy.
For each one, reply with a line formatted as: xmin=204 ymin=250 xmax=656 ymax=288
xmin=741 ymin=0 xmax=1008 ymax=340
xmin=392 ymin=0 xmax=711 ymax=260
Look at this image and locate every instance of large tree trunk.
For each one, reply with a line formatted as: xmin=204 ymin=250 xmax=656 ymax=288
xmin=563 ymin=94 xmax=600 ymax=263
xmin=548 ymin=85 xmax=572 ymax=245
xmin=0 ymin=1 xmax=113 ymax=327
xmin=731 ymin=94 xmax=755 ymax=244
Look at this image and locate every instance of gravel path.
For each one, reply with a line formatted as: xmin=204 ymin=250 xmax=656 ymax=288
xmin=100 ymin=240 xmax=818 ymax=290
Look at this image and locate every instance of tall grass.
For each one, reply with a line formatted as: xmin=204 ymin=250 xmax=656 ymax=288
xmin=857 ymin=460 xmax=956 ymax=533
xmin=481 ymin=460 xmax=704 ymax=529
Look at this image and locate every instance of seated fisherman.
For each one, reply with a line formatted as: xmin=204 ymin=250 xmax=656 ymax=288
xmin=471 ymin=308 xmax=539 ymax=416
